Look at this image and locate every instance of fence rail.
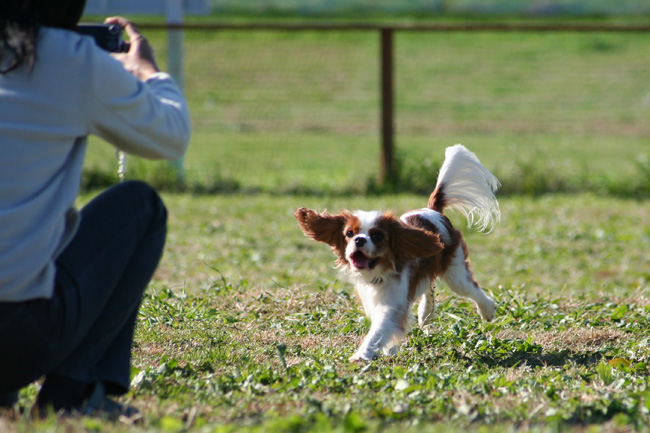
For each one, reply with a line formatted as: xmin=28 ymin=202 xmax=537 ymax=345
xmin=139 ymin=22 xmax=650 ymax=32
xmin=139 ymin=21 xmax=650 ymax=184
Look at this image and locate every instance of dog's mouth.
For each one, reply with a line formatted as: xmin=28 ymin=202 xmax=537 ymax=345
xmin=350 ymin=251 xmax=379 ymax=270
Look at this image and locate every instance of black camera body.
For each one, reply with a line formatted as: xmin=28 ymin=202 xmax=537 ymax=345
xmin=76 ymin=24 xmax=127 ymax=53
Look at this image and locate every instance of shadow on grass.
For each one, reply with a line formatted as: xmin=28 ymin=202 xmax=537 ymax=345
xmin=474 ymin=347 xmax=603 ymax=369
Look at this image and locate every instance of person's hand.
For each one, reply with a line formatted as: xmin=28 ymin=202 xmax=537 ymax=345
xmin=104 ymin=16 xmax=160 ymax=82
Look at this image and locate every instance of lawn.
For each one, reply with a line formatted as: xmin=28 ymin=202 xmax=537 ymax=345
xmin=4 ymin=193 xmax=650 ymax=433
xmin=83 ymin=25 xmax=650 ymax=196
xmin=3 ymin=16 xmax=650 ymax=433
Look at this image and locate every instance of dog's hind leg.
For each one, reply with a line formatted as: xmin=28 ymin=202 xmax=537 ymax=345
xmin=441 ymin=244 xmax=496 ymax=321
xmin=417 ymin=282 xmax=436 ymax=327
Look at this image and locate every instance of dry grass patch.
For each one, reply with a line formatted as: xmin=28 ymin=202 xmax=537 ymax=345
xmin=497 ymin=328 xmax=628 ymax=354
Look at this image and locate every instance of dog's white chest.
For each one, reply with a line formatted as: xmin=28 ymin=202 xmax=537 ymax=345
xmin=354 ymin=270 xmax=410 ymax=317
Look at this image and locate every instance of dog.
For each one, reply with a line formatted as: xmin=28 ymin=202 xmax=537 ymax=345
xmin=294 ymin=144 xmax=500 ymax=361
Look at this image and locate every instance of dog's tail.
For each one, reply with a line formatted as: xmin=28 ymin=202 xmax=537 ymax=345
xmin=428 ymin=144 xmax=500 ymax=232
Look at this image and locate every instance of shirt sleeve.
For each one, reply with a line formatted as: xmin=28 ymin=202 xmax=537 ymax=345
xmin=87 ymin=47 xmax=191 ymax=160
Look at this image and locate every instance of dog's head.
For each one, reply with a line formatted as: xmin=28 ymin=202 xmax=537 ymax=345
xmin=294 ymin=208 xmax=443 ymax=279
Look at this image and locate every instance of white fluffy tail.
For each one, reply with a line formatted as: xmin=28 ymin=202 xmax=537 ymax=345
xmin=428 ymin=144 xmax=500 ymax=232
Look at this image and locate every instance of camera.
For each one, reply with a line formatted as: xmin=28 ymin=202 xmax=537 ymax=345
xmin=76 ymin=24 xmax=127 ymax=53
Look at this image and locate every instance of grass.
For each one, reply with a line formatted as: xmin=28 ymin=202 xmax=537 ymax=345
xmin=5 ymin=193 xmax=649 ymax=432
xmin=156 ymin=193 xmax=650 ymax=297
xmin=83 ymin=27 xmax=650 ymax=197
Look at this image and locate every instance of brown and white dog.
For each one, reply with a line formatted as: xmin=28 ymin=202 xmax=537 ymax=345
xmin=294 ymin=144 xmax=500 ymax=361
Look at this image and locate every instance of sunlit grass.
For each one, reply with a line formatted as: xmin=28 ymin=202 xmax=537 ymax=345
xmin=85 ymin=28 xmax=650 ymax=196
xmin=6 ymin=193 xmax=650 ymax=431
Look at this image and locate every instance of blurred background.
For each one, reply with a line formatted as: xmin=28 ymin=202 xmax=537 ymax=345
xmin=82 ymin=0 xmax=650 ymax=197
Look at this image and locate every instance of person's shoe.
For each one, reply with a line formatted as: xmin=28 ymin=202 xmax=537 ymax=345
xmin=33 ymin=373 xmax=93 ymax=418
xmin=33 ymin=381 xmax=141 ymax=422
xmin=80 ymin=382 xmax=141 ymax=422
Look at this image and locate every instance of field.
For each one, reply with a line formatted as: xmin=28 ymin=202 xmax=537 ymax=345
xmin=6 ymin=194 xmax=650 ymax=433
xmin=83 ymin=24 xmax=650 ymax=196
xmin=4 ymin=16 xmax=650 ymax=433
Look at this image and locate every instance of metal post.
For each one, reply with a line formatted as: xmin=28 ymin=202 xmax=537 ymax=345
xmin=380 ymin=28 xmax=395 ymax=186
xmin=166 ymin=0 xmax=185 ymax=181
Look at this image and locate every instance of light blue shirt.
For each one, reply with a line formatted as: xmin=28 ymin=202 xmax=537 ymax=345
xmin=0 ymin=27 xmax=191 ymax=301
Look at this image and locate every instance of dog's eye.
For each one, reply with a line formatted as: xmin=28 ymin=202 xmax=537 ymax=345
xmin=370 ymin=232 xmax=384 ymax=243
xmin=345 ymin=230 xmax=354 ymax=238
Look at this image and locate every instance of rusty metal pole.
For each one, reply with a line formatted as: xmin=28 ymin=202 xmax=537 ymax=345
xmin=380 ymin=28 xmax=395 ymax=186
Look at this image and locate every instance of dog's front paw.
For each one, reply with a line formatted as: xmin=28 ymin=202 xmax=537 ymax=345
xmin=382 ymin=345 xmax=399 ymax=356
xmin=478 ymin=297 xmax=497 ymax=322
xmin=349 ymin=349 xmax=378 ymax=362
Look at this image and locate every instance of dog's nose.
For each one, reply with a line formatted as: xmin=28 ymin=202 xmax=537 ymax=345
xmin=355 ymin=237 xmax=366 ymax=247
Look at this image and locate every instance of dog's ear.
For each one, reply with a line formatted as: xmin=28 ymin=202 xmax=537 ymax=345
xmin=387 ymin=219 xmax=443 ymax=261
xmin=294 ymin=208 xmax=349 ymax=255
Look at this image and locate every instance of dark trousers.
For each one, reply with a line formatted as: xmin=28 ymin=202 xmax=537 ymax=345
xmin=0 ymin=181 xmax=166 ymax=401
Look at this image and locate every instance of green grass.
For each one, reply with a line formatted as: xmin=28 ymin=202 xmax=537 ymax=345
xmin=5 ymin=193 xmax=650 ymax=432
xmin=156 ymin=193 xmax=650 ymax=297
xmin=84 ymin=27 xmax=650 ymax=197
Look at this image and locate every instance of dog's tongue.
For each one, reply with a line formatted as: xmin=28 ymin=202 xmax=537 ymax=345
xmin=351 ymin=251 xmax=371 ymax=269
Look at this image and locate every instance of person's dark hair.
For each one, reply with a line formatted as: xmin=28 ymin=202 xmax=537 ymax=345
xmin=0 ymin=0 xmax=86 ymax=74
